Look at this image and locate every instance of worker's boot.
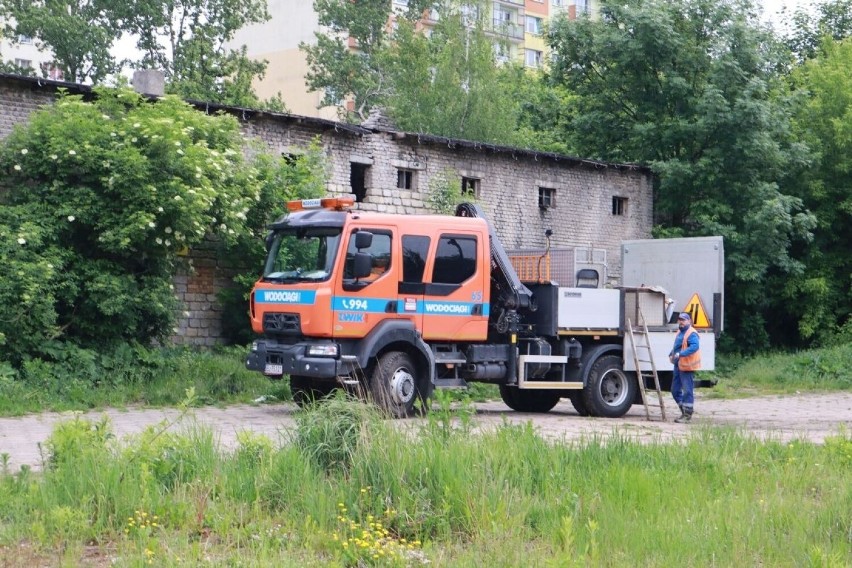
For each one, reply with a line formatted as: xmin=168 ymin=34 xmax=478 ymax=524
xmin=674 ymin=404 xmax=684 ymax=421
xmin=674 ymin=407 xmax=693 ymax=424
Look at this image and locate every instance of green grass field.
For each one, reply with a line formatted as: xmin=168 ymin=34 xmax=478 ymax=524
xmin=1 ymin=342 xmax=849 ymax=417
xmin=0 ymin=396 xmax=849 ymax=567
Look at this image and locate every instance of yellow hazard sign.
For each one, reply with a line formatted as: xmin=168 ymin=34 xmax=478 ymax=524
xmin=682 ymin=293 xmax=711 ymax=328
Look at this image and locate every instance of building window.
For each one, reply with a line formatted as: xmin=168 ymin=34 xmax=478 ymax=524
xmin=43 ymin=63 xmax=63 ymax=81
xmin=18 ymin=35 xmax=33 ymax=44
xmin=525 ymin=49 xmax=543 ymax=68
xmin=539 ymin=187 xmax=556 ymax=209
xmin=494 ymin=42 xmax=510 ymax=63
xmin=575 ymin=0 xmax=590 ymax=14
xmin=525 ymin=16 xmax=543 ymax=34
xmin=461 ymin=177 xmax=480 ymax=198
xmin=350 ymin=163 xmax=370 ymax=202
xmin=612 ymin=196 xmax=628 ymax=216
xmin=14 ymin=58 xmax=32 ymax=69
xmin=397 ymin=168 xmax=415 ymax=190
xmin=552 ymin=0 xmax=564 ymax=7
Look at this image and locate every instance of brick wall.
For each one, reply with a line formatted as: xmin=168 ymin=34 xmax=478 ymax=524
xmin=0 ymin=74 xmax=654 ymax=345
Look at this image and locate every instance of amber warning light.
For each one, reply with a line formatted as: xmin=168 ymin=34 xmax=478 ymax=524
xmin=287 ymin=197 xmax=355 ymax=212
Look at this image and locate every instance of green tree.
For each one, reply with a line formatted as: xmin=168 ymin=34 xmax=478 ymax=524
xmin=782 ymin=38 xmax=852 ymax=343
xmin=0 ymin=0 xmax=119 ymax=83
xmin=303 ymin=0 xmax=438 ymax=121
xmin=547 ymin=0 xmax=816 ymax=351
xmin=119 ymin=0 xmax=271 ymax=107
xmin=782 ymin=0 xmax=852 ymax=62
xmin=383 ymin=4 xmax=519 ymax=143
xmin=219 ymin=141 xmax=327 ymax=344
xmin=0 ymin=88 xmax=262 ymax=360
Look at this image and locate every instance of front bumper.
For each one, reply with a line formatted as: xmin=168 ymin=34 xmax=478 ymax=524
xmin=245 ymin=340 xmax=342 ymax=379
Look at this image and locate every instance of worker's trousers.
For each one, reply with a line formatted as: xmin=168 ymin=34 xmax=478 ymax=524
xmin=672 ymin=367 xmax=695 ymax=412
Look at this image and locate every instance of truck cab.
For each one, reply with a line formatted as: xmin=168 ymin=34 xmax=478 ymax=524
xmin=246 ymin=197 xmax=493 ymax=416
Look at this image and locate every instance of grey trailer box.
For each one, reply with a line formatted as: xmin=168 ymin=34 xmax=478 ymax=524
xmin=621 ymin=237 xmax=724 ymax=333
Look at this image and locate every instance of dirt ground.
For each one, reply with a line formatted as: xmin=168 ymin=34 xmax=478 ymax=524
xmin=0 ymin=392 xmax=849 ymax=473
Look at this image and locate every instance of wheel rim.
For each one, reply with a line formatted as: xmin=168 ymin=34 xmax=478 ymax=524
xmin=389 ymin=366 xmax=416 ymax=405
xmin=599 ymin=368 xmax=628 ymax=407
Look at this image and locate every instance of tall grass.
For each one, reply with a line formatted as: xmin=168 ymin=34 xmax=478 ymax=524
xmin=0 ymin=346 xmax=288 ymax=416
xmin=708 ymin=342 xmax=852 ymax=396
xmin=0 ymin=398 xmax=849 ymax=566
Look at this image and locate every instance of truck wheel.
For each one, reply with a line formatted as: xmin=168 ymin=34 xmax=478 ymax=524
xmin=370 ymin=351 xmax=425 ymax=418
xmin=499 ymin=385 xmax=560 ymax=413
xmin=582 ymin=354 xmax=636 ymax=418
xmin=290 ymin=375 xmax=333 ymax=407
xmin=567 ymin=392 xmax=590 ymax=416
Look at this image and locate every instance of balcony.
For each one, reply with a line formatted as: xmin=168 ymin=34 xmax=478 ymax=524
xmin=496 ymin=0 xmax=525 ymax=5
xmin=489 ymin=18 xmax=525 ymax=40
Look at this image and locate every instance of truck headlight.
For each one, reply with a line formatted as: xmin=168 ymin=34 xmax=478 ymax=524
xmin=251 ymin=341 xmax=259 ymax=352
xmin=307 ymin=344 xmax=339 ymax=357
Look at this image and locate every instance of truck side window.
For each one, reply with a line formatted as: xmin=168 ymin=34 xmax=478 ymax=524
xmin=344 ymin=230 xmax=392 ymax=282
xmin=402 ymin=235 xmax=430 ymax=283
xmin=432 ymin=236 xmax=477 ymax=284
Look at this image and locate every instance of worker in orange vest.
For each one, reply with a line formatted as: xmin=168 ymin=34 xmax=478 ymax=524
xmin=669 ymin=312 xmax=701 ymax=423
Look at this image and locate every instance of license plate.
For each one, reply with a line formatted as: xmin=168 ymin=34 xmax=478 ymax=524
xmin=264 ymin=363 xmax=284 ymax=375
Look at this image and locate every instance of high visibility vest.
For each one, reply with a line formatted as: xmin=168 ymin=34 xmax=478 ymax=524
xmin=678 ymin=327 xmax=701 ymax=371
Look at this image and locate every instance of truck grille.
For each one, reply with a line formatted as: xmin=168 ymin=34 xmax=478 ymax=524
xmin=263 ymin=312 xmax=301 ymax=335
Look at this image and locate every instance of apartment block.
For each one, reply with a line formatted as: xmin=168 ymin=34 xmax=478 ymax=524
xmin=230 ymin=0 xmax=595 ymax=117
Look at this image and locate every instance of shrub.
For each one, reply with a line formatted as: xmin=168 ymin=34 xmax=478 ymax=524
xmin=293 ymin=392 xmax=377 ymax=474
xmin=0 ymin=87 xmax=259 ymax=355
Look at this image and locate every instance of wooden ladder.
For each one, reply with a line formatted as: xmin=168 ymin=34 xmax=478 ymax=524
xmin=626 ymin=310 xmax=667 ymax=422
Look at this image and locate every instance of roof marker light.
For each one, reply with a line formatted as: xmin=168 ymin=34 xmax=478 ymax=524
xmin=287 ymin=197 xmax=355 ymax=212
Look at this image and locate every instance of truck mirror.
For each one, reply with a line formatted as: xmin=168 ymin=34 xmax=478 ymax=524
xmin=264 ymin=232 xmax=275 ymax=252
xmin=353 ymin=252 xmax=372 ymax=279
xmin=355 ymin=231 xmax=373 ymax=250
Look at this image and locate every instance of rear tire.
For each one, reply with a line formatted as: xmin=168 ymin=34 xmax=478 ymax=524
xmin=370 ymin=351 xmax=426 ymax=418
xmin=567 ymin=392 xmax=590 ymax=416
xmin=499 ymin=385 xmax=560 ymax=413
xmin=582 ymin=354 xmax=636 ymax=418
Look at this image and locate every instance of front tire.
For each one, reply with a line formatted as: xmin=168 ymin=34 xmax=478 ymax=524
xmin=499 ymin=385 xmax=561 ymax=413
xmin=582 ymin=354 xmax=636 ymax=418
xmin=370 ymin=351 xmax=426 ymax=418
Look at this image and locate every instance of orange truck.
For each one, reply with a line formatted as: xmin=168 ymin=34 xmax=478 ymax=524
xmin=245 ymin=197 xmax=724 ymax=418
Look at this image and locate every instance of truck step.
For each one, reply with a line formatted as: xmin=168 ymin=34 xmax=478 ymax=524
xmin=433 ymin=378 xmax=469 ymax=388
xmin=433 ymin=351 xmax=467 ymax=364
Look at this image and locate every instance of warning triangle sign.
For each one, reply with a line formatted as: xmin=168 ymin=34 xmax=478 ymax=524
xmin=681 ymin=293 xmax=711 ymax=328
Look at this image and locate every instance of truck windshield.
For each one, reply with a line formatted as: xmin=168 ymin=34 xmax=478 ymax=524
xmin=263 ymin=228 xmax=342 ymax=283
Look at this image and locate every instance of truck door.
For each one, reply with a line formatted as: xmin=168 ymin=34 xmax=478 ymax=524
xmin=397 ymin=234 xmax=430 ymax=333
xmin=421 ymin=232 xmax=489 ymax=341
xmin=333 ymin=228 xmax=398 ymax=339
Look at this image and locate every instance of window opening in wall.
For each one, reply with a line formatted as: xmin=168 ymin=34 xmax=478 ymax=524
xmin=538 ymin=187 xmax=556 ymax=209
xmin=525 ymin=49 xmax=543 ymax=68
xmin=350 ymin=163 xmax=369 ymax=202
xmin=282 ymin=153 xmax=301 ymax=165
xmin=397 ymin=168 xmax=415 ymax=190
xmin=461 ymin=177 xmax=480 ymax=198
xmin=612 ymin=196 xmax=628 ymax=216
xmin=525 ymin=16 xmax=543 ymax=34
xmin=14 ymin=58 xmax=32 ymax=69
